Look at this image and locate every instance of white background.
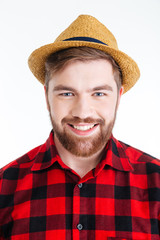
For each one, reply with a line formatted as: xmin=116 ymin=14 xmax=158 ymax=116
xmin=0 ymin=0 xmax=160 ymax=168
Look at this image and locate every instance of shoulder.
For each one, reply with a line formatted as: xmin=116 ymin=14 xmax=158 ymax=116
xmin=118 ymin=139 xmax=160 ymax=172
xmin=0 ymin=131 xmax=54 ymax=184
xmin=118 ymin=139 xmax=159 ymax=164
xmin=0 ymin=144 xmax=42 ymax=180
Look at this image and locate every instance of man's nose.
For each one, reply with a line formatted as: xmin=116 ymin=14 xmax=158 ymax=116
xmin=71 ymin=96 xmax=94 ymax=119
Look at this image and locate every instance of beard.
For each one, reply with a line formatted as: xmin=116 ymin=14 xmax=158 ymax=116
xmin=49 ymin=112 xmax=117 ymax=158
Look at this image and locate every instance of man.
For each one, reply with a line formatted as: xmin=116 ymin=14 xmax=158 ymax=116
xmin=0 ymin=15 xmax=159 ymax=240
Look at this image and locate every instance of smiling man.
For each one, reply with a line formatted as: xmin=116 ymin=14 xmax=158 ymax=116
xmin=45 ymin=55 xmax=123 ymax=178
xmin=0 ymin=15 xmax=160 ymax=240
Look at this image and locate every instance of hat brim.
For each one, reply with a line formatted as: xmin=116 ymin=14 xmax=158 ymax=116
xmin=28 ymin=40 xmax=140 ymax=93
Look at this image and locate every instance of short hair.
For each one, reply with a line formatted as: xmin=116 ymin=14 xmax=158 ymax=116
xmin=45 ymin=47 xmax=122 ymax=92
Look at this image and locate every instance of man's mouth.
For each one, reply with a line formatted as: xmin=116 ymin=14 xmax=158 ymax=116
xmin=67 ymin=123 xmax=99 ymax=136
xmin=69 ymin=124 xmax=97 ymax=131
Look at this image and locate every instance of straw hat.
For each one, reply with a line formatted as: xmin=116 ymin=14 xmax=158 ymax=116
xmin=28 ymin=15 xmax=140 ymax=93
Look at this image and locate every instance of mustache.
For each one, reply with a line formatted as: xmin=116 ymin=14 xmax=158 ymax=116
xmin=61 ymin=117 xmax=105 ymax=125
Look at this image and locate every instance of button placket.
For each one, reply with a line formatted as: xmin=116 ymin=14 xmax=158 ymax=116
xmin=72 ymin=185 xmax=81 ymax=238
xmin=77 ymin=184 xmax=84 ymax=232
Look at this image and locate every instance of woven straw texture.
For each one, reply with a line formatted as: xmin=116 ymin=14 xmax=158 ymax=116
xmin=28 ymin=15 xmax=140 ymax=93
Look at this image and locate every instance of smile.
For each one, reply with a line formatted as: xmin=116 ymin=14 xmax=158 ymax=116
xmin=71 ymin=124 xmax=95 ymax=131
xmin=67 ymin=123 xmax=99 ymax=136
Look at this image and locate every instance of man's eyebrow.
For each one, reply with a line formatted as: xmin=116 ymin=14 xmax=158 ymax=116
xmin=53 ymin=84 xmax=113 ymax=92
xmin=91 ymin=84 xmax=113 ymax=92
xmin=53 ymin=85 xmax=77 ymax=92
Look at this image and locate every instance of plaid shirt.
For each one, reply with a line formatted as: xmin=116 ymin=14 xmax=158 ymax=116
xmin=0 ymin=131 xmax=160 ymax=240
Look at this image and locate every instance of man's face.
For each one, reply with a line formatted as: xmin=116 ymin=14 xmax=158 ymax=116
xmin=45 ymin=59 xmax=123 ymax=157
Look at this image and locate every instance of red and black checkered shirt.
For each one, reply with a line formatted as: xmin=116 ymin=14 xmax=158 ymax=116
xmin=0 ymin=131 xmax=160 ymax=240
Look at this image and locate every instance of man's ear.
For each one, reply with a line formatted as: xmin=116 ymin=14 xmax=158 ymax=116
xmin=117 ymin=86 xmax=124 ymax=109
xmin=44 ymin=85 xmax=50 ymax=111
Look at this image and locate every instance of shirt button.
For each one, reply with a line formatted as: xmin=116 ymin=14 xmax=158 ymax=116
xmin=78 ymin=183 xmax=83 ymax=188
xmin=77 ymin=223 xmax=83 ymax=231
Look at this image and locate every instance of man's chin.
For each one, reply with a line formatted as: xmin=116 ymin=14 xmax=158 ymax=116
xmin=50 ymin=114 xmax=116 ymax=157
xmin=54 ymin=128 xmax=112 ymax=158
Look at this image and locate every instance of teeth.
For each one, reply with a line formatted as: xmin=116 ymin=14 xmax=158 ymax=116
xmin=73 ymin=124 xmax=95 ymax=131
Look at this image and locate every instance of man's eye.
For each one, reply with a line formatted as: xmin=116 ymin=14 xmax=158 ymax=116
xmin=60 ymin=92 xmax=73 ymax=96
xmin=94 ymin=92 xmax=105 ymax=96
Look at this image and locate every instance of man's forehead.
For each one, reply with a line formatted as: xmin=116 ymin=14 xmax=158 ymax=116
xmin=47 ymin=59 xmax=118 ymax=92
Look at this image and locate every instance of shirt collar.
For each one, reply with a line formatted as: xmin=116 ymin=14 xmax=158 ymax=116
xmin=31 ymin=131 xmax=133 ymax=172
xmin=31 ymin=131 xmax=60 ymax=171
xmin=101 ymin=135 xmax=133 ymax=172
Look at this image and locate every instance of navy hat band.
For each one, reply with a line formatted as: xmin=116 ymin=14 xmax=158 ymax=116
xmin=63 ymin=37 xmax=108 ymax=46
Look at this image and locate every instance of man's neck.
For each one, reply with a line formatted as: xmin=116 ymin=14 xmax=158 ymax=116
xmin=54 ymin=135 xmax=105 ymax=178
